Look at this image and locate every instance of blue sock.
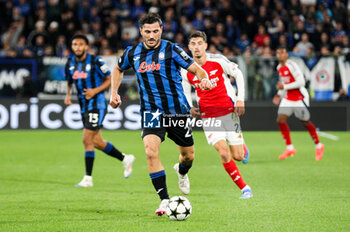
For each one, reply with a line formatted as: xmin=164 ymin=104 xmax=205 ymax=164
xmin=103 ymin=142 xmax=124 ymax=161
xmin=179 ymin=163 xmax=192 ymax=175
xmin=150 ymin=170 xmax=169 ymax=200
xmin=85 ymin=151 xmax=95 ymax=176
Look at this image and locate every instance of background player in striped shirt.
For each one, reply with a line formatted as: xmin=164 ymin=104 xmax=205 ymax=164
xmin=109 ymin=13 xmax=212 ymax=215
xmin=181 ymin=31 xmax=253 ymax=199
xmin=65 ymin=34 xmax=135 ymax=187
xmin=273 ymin=46 xmax=324 ymax=161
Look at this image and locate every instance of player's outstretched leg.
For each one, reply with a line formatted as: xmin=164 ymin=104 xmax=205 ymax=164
xmin=93 ymin=130 xmax=135 ymax=178
xmin=277 ymin=115 xmax=296 ymax=159
xmin=143 ymin=135 xmax=170 ymax=216
xmin=242 ymin=142 xmax=250 ymax=164
xmin=174 ymin=146 xmax=194 ymax=195
xmin=215 ymin=140 xmax=253 ymax=199
xmin=302 ymin=120 xmax=324 ymax=161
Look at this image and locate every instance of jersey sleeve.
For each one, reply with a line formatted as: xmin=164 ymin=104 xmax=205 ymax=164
xmin=65 ymin=57 xmax=73 ymax=84
xmin=172 ymin=44 xmax=194 ymax=69
xmin=117 ymin=47 xmax=132 ymax=70
xmin=96 ymin=56 xmax=111 ymax=79
xmin=181 ymin=68 xmax=193 ymax=107
xmin=284 ymin=60 xmax=305 ymax=90
xmin=216 ymin=55 xmax=245 ymax=101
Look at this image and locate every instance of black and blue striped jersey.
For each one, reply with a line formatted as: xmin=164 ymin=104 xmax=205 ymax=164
xmin=118 ymin=40 xmax=194 ymax=115
xmin=65 ymin=54 xmax=111 ymax=113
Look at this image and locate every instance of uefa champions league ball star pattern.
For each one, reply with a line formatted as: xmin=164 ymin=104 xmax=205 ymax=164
xmin=166 ymin=196 xmax=192 ymax=221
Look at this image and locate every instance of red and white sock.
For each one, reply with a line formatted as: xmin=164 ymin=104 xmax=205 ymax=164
xmin=278 ymin=122 xmax=292 ymax=147
xmin=222 ymin=160 xmax=247 ymax=190
xmin=305 ymin=122 xmax=320 ymax=145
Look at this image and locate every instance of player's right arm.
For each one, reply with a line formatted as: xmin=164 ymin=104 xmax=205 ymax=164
xmin=181 ymin=69 xmax=200 ymax=118
xmin=273 ymin=64 xmax=284 ymax=105
xmin=64 ymin=58 xmax=73 ymax=106
xmin=272 ymin=92 xmax=282 ymax=105
xmin=65 ymin=83 xmax=73 ymax=105
xmin=110 ymin=48 xmax=132 ymax=109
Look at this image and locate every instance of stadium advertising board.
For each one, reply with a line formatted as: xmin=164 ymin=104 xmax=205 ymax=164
xmin=0 ymin=59 xmax=37 ymax=97
xmin=0 ymin=98 xmax=141 ymax=130
xmin=0 ymin=98 xmax=348 ymax=130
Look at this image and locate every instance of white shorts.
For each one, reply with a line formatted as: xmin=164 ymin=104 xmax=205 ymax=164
xmin=278 ymin=98 xmax=310 ymax=121
xmin=203 ymin=112 xmax=244 ymax=146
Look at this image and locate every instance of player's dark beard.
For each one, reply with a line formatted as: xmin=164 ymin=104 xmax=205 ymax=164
xmin=75 ymin=50 xmax=86 ymax=59
xmin=146 ymin=38 xmax=160 ymax=49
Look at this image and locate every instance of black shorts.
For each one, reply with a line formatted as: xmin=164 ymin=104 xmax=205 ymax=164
xmin=141 ymin=114 xmax=194 ymax=147
xmin=81 ymin=109 xmax=107 ymax=131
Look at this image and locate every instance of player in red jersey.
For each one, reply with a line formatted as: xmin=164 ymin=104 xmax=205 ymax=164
xmin=273 ymin=46 xmax=324 ymax=161
xmin=181 ymin=31 xmax=252 ymax=199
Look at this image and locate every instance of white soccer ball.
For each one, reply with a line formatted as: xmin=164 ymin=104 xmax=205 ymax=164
xmin=166 ymin=196 xmax=192 ymax=221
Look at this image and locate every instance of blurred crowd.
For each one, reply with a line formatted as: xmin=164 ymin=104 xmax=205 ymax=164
xmin=0 ymin=0 xmax=350 ymax=58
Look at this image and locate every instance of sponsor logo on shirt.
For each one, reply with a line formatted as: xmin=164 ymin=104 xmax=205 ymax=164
xmin=138 ymin=61 xmax=161 ymax=73
xmin=73 ymin=71 xmax=88 ymax=79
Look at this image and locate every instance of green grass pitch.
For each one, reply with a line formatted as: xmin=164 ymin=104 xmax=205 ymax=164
xmin=0 ymin=130 xmax=349 ymax=232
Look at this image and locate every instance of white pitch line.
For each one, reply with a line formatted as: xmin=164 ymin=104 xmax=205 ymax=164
xmin=316 ymin=130 xmax=339 ymax=141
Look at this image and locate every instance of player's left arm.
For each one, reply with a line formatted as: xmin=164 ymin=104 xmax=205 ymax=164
xmin=172 ymin=44 xmax=212 ymax=90
xmin=231 ymin=68 xmax=245 ymax=116
xmin=277 ymin=62 xmax=305 ymax=90
xmin=83 ymin=57 xmax=111 ymax=100
xmin=221 ymin=58 xmax=245 ymax=116
xmin=83 ymin=75 xmax=111 ymax=100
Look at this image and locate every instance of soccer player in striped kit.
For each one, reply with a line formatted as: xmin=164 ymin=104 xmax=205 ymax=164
xmin=109 ymin=13 xmax=212 ymax=215
xmin=273 ymin=46 xmax=324 ymax=161
xmin=65 ymin=34 xmax=135 ymax=187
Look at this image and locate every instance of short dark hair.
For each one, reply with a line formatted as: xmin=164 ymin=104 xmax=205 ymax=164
xmin=139 ymin=13 xmax=163 ymax=28
xmin=189 ymin=31 xmax=207 ymax=43
xmin=71 ymin=34 xmax=89 ymax=45
xmin=276 ymin=45 xmax=288 ymax=51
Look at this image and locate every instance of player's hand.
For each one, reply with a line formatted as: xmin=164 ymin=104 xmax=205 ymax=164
xmin=190 ymin=107 xmax=200 ymax=118
xmin=64 ymin=96 xmax=72 ymax=106
xmin=110 ymin=92 xmax=122 ymax=108
xmin=199 ymin=78 xmax=213 ymax=90
xmin=276 ymin=82 xmax=284 ymax=90
xmin=235 ymin=100 xmax=245 ymax=116
xmin=272 ymin=95 xmax=281 ymax=105
xmin=83 ymin=88 xmax=97 ymax=100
